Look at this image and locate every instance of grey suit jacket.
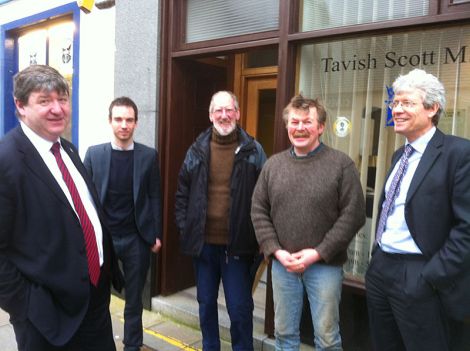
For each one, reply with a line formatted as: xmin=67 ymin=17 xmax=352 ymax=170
xmin=84 ymin=142 xmax=162 ymax=245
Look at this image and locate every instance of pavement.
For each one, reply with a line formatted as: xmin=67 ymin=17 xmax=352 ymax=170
xmin=0 ymin=284 xmax=314 ymax=351
xmin=0 ymin=294 xmax=213 ymax=351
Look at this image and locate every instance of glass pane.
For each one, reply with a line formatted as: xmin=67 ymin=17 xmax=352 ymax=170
xmin=17 ymin=21 xmax=75 ymax=142
xmin=256 ymin=89 xmax=276 ymax=156
xmin=298 ymin=25 xmax=470 ymax=281
xmin=246 ymin=48 xmax=278 ymax=68
xmin=301 ymin=0 xmax=429 ymax=32
xmin=186 ymin=0 xmax=279 ymax=43
xmin=48 ymin=22 xmax=74 ymax=76
xmin=18 ymin=29 xmax=47 ymax=70
xmin=48 ymin=21 xmax=74 ymax=142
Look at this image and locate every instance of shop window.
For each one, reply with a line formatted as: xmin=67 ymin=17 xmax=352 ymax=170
xmin=17 ymin=20 xmax=74 ymax=141
xmin=185 ymin=0 xmax=279 ymax=43
xmin=298 ymin=25 xmax=470 ymax=282
xmin=301 ymin=0 xmax=428 ymax=32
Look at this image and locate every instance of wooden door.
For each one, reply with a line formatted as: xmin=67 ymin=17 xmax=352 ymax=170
xmin=244 ymin=77 xmax=277 ymax=156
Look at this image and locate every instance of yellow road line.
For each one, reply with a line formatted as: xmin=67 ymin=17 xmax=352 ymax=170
xmin=143 ymin=326 xmax=201 ymax=351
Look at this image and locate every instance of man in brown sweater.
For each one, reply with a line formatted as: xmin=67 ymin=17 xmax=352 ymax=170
xmin=175 ymin=91 xmax=266 ymax=351
xmin=251 ymin=95 xmax=365 ymax=351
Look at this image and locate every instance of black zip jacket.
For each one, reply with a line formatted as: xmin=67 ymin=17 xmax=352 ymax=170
xmin=175 ymin=126 xmax=266 ymax=257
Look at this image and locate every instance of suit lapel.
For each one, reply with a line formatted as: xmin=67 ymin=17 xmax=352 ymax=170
xmin=101 ymin=143 xmax=112 ymax=203
xmin=406 ymin=130 xmax=443 ymax=202
xmin=133 ymin=143 xmax=142 ymax=205
xmin=14 ymin=128 xmax=72 ymax=209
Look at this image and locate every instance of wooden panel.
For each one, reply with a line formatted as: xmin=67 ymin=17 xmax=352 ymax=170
xmin=159 ymin=58 xmax=226 ymax=295
xmin=245 ymin=77 xmax=277 ymax=138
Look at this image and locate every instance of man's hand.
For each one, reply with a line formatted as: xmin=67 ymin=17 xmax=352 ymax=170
xmin=291 ymin=249 xmax=321 ymax=270
xmin=274 ymin=249 xmax=304 ymax=273
xmin=151 ymin=238 xmax=162 ymax=253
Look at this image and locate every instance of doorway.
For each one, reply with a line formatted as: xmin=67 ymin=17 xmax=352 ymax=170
xmin=158 ymin=47 xmax=279 ymax=338
xmin=234 ymin=51 xmax=278 ymax=157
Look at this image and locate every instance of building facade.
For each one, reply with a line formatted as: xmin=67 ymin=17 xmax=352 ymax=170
xmin=158 ymin=0 xmax=470 ymax=346
xmin=0 ymin=0 xmax=160 ymax=156
xmin=2 ymin=0 xmax=470 ymax=347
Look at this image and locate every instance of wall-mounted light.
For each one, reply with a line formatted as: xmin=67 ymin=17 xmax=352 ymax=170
xmin=95 ymin=0 xmax=115 ymax=9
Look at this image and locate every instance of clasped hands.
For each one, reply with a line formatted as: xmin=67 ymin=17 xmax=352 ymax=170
xmin=274 ymin=248 xmax=321 ymax=273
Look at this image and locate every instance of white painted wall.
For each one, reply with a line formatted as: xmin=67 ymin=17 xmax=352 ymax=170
xmin=77 ymin=6 xmax=116 ymax=156
xmin=0 ymin=0 xmax=116 ymax=157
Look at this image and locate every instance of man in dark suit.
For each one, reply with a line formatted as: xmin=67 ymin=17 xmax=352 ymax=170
xmin=0 ymin=64 xmax=122 ymax=351
xmin=366 ymin=68 xmax=470 ymax=351
xmin=84 ymin=96 xmax=162 ymax=351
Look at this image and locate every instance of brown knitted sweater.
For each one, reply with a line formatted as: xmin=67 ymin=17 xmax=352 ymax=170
xmin=205 ymin=128 xmax=238 ymax=245
xmin=251 ymin=145 xmax=366 ymax=265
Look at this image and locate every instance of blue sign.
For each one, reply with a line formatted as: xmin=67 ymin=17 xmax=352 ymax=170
xmin=385 ymin=85 xmax=394 ymax=126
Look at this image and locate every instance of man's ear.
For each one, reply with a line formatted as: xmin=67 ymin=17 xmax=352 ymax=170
xmin=14 ymin=98 xmax=26 ymax=117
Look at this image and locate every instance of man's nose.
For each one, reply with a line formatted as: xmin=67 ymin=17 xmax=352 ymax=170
xmin=50 ymin=100 xmax=62 ymax=113
xmin=296 ymin=121 xmax=304 ymax=129
xmin=121 ymin=120 xmax=128 ymax=127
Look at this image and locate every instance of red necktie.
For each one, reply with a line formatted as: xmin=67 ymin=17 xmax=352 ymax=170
xmin=51 ymin=142 xmax=100 ymax=286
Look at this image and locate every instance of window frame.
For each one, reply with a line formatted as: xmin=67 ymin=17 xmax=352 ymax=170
xmin=0 ymin=3 xmax=80 ymax=145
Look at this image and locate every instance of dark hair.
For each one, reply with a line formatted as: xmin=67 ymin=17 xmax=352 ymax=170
xmin=13 ymin=64 xmax=69 ymax=107
xmin=282 ymin=94 xmax=327 ymax=126
xmin=108 ymin=96 xmax=139 ymax=121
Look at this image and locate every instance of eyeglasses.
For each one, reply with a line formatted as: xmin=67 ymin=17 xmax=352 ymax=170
xmin=212 ymin=107 xmax=236 ymax=116
xmin=387 ymin=100 xmax=420 ymax=110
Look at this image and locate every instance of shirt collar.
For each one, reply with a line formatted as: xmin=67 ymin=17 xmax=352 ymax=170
xmin=407 ymin=126 xmax=436 ymax=154
xmin=290 ymin=142 xmax=324 ymax=159
xmin=111 ymin=141 xmax=134 ymax=151
xmin=20 ymin=121 xmax=59 ymax=155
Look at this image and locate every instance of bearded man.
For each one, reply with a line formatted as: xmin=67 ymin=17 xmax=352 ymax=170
xmin=175 ymin=91 xmax=266 ymax=351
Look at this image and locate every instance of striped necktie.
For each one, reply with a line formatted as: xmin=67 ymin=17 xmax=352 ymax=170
xmin=376 ymin=144 xmax=414 ymax=244
xmin=51 ymin=142 xmax=100 ymax=286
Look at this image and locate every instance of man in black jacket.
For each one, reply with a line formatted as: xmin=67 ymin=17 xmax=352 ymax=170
xmin=175 ymin=91 xmax=266 ymax=351
xmin=0 ymin=64 xmax=122 ymax=350
xmin=84 ymin=97 xmax=162 ymax=351
xmin=366 ymin=69 xmax=470 ymax=350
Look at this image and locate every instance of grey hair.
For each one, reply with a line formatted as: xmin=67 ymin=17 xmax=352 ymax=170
xmin=392 ymin=69 xmax=446 ymax=126
xmin=208 ymin=91 xmax=239 ymax=114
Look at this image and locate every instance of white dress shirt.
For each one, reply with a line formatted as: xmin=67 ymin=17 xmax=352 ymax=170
xmin=21 ymin=122 xmax=104 ymax=265
xmin=380 ymin=126 xmax=436 ymax=254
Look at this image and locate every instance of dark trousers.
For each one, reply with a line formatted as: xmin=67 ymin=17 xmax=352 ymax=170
xmin=12 ymin=270 xmax=115 ymax=351
xmin=113 ymin=233 xmax=150 ymax=351
xmin=193 ymin=244 xmax=255 ymax=351
xmin=365 ymin=248 xmax=449 ymax=351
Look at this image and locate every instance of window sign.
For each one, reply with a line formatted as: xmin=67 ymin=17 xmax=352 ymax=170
xmin=48 ymin=22 xmax=74 ymax=77
xmin=18 ymin=29 xmax=47 ymax=71
xmin=298 ymin=25 xmax=470 ymax=281
xmin=17 ymin=20 xmax=75 ymax=141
